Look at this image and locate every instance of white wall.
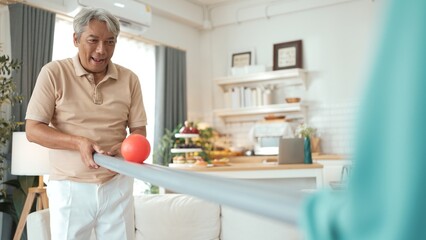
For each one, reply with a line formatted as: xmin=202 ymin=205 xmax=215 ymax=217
xmin=193 ymin=0 xmax=385 ymax=155
xmin=143 ymin=14 xmax=205 ymax=122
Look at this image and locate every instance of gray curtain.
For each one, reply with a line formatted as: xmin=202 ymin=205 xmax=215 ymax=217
xmin=153 ymin=46 xmax=187 ymax=165
xmin=9 ymin=3 xmax=56 ymax=127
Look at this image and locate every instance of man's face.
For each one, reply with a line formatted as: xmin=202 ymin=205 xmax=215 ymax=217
xmin=73 ymin=20 xmax=116 ymax=74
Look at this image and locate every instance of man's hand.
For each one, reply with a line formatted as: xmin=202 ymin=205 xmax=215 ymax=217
xmin=77 ymin=137 xmax=104 ymax=169
xmin=106 ymin=142 xmax=122 ymax=157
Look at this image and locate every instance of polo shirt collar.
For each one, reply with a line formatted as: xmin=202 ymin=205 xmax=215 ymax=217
xmin=72 ymin=55 xmax=118 ymax=80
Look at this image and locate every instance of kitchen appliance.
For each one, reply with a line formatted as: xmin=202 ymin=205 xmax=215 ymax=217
xmin=277 ymin=138 xmax=304 ymax=164
xmin=249 ymin=121 xmax=295 ymax=155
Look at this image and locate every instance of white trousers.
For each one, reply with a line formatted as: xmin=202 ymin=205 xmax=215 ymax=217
xmin=47 ymin=174 xmax=135 ymax=240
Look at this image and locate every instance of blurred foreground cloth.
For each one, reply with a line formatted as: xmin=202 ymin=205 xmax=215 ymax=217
xmin=302 ymin=0 xmax=426 ymax=239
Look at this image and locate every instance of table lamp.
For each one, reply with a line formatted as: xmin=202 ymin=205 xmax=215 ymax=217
xmin=11 ymin=131 xmax=49 ymax=240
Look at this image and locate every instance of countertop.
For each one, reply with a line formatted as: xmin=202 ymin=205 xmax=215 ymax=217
xmin=168 ymin=154 xmax=346 ymax=172
xmin=169 ymin=162 xmax=323 ymax=172
xmin=227 ymin=154 xmax=347 ymax=163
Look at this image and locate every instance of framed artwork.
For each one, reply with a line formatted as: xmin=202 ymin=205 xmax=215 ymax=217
xmin=273 ymin=40 xmax=303 ymax=70
xmin=232 ymin=51 xmax=252 ymax=67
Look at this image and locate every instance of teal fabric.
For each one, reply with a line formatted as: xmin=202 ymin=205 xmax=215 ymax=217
xmin=302 ymin=0 xmax=426 ymax=239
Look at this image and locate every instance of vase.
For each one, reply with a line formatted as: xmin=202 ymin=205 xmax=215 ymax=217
xmin=304 ymin=137 xmax=313 ymax=164
xmin=310 ymin=137 xmax=321 ymax=155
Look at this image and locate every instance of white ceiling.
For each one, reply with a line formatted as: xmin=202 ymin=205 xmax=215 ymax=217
xmin=183 ymin=0 xmax=297 ymax=8
xmin=189 ymin=0 xmax=227 ymax=4
xmin=185 ymin=0 xmax=238 ymax=7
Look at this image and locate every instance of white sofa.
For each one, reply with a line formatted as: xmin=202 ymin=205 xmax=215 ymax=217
xmin=26 ymin=194 xmax=302 ymax=240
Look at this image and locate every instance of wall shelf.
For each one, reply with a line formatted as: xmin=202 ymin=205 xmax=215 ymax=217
xmin=214 ymin=68 xmax=306 ymax=90
xmin=214 ymin=68 xmax=308 ymax=123
xmin=214 ymin=103 xmax=307 ymax=122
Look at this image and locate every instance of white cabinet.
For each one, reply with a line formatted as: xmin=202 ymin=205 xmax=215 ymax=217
xmin=314 ymin=159 xmax=352 ymax=189
xmin=213 ymin=68 xmax=307 ymax=122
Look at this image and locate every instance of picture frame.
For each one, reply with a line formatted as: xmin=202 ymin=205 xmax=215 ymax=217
xmin=273 ymin=40 xmax=303 ymax=70
xmin=232 ymin=51 xmax=252 ymax=67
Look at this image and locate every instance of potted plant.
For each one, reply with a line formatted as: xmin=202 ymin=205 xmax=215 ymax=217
xmin=1 ymin=45 xmax=24 ymax=177
xmin=1 ymin=45 xmax=25 ymax=235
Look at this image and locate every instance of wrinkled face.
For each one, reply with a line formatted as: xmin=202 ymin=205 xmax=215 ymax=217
xmin=73 ymin=19 xmax=116 ymax=75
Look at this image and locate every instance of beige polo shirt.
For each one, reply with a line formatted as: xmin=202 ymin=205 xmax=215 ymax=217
xmin=26 ymin=55 xmax=147 ymax=183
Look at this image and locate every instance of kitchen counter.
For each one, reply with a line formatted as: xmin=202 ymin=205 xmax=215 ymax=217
xmin=227 ymin=154 xmax=346 ymax=163
xmin=168 ymin=154 xmax=350 ymax=190
xmin=175 ymin=162 xmax=323 ymax=172
xmin=170 ymin=162 xmax=324 ymax=189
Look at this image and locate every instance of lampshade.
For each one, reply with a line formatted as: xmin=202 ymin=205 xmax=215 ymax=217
xmin=11 ymin=132 xmax=50 ymax=176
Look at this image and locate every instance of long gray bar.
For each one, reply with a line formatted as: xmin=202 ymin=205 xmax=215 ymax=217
xmin=94 ymin=153 xmax=305 ymax=225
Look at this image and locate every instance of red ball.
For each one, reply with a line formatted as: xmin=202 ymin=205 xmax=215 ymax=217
xmin=121 ymin=134 xmax=151 ymax=163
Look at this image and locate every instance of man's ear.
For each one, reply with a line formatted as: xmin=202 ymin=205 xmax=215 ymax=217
xmin=73 ymin=33 xmax=78 ymax=47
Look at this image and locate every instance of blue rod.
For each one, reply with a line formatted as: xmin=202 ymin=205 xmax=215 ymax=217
xmin=94 ymin=154 xmax=304 ymax=225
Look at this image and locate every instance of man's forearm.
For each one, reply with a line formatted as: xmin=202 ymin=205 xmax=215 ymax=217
xmin=25 ymin=119 xmax=84 ymax=151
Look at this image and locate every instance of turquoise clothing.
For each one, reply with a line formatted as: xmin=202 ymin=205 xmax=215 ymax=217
xmin=302 ymin=0 xmax=426 ymax=239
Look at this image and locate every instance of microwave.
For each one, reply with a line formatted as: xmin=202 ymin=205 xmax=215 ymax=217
xmin=249 ymin=121 xmax=295 ymax=155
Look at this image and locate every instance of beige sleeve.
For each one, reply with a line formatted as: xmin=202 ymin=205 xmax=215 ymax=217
xmin=25 ymin=65 xmax=56 ymax=124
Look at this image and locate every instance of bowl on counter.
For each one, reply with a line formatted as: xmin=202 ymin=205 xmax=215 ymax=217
xmin=285 ymin=97 xmax=301 ymax=103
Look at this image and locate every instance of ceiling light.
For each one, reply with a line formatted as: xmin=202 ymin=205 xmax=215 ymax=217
xmin=113 ymin=2 xmax=125 ymax=8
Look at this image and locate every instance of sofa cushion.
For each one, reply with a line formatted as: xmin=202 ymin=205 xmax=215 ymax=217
xmin=27 ymin=209 xmax=51 ymax=240
xmin=134 ymin=194 xmax=221 ymax=240
xmin=220 ymin=206 xmax=301 ymax=240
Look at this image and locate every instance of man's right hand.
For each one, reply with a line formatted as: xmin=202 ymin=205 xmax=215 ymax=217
xmin=77 ymin=137 xmax=104 ymax=169
xmin=26 ymin=119 xmax=104 ymax=169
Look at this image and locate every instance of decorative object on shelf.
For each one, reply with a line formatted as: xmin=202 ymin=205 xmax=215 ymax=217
xmin=295 ymin=123 xmax=317 ymax=164
xmin=228 ymin=47 xmax=256 ymax=75
xmin=232 ymin=51 xmax=252 ymax=68
xmin=273 ymin=40 xmax=303 ymax=70
xmin=264 ymin=114 xmax=286 ymax=121
xmin=285 ymin=97 xmax=301 ymax=103
xmin=262 ymin=86 xmax=273 ymax=105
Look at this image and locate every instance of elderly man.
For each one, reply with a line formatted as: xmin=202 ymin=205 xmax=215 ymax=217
xmin=25 ymin=7 xmax=147 ymax=240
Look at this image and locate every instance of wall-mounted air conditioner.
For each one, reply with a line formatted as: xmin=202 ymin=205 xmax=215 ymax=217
xmin=25 ymin=0 xmax=80 ymax=16
xmin=77 ymin=0 xmax=151 ymax=35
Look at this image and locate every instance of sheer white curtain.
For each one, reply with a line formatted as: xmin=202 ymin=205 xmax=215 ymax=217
xmin=0 ymin=6 xmax=11 ymax=56
xmin=52 ymin=18 xmax=156 ymax=194
xmin=0 ymin=6 xmax=11 ymax=154
xmin=0 ymin=6 xmax=11 ymax=231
